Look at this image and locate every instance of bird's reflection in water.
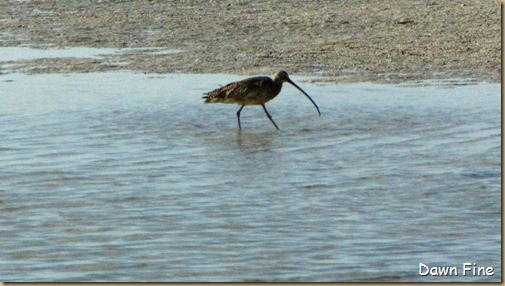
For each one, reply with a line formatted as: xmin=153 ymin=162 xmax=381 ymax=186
xmin=235 ymin=130 xmax=279 ymax=154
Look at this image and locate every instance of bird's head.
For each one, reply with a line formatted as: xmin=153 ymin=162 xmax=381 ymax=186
xmin=273 ymin=70 xmax=321 ymax=117
xmin=273 ymin=70 xmax=290 ymax=83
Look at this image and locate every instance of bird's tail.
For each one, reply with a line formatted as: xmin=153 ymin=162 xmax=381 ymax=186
xmin=202 ymin=93 xmax=219 ymax=103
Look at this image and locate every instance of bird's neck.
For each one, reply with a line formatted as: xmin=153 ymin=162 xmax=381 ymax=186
xmin=268 ymin=79 xmax=283 ymax=100
xmin=272 ymin=77 xmax=284 ymax=87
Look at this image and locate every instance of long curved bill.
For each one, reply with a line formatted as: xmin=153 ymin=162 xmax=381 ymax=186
xmin=287 ymin=78 xmax=321 ymax=117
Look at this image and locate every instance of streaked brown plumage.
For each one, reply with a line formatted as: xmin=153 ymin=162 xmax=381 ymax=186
xmin=203 ymin=70 xmax=320 ymax=130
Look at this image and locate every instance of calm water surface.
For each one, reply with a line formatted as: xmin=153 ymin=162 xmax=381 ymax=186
xmin=0 ymin=73 xmax=500 ymax=282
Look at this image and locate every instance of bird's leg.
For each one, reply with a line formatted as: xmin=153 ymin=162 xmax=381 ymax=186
xmin=236 ymin=104 xmax=245 ymax=130
xmin=262 ymin=104 xmax=280 ymax=130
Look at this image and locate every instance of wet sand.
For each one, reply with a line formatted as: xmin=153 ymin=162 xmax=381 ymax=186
xmin=0 ymin=0 xmax=501 ymax=83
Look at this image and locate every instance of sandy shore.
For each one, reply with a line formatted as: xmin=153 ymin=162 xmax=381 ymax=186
xmin=0 ymin=0 xmax=501 ymax=83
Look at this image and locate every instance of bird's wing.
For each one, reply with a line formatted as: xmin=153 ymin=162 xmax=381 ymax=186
xmin=204 ymin=76 xmax=271 ymax=103
xmin=221 ymin=76 xmax=270 ymax=100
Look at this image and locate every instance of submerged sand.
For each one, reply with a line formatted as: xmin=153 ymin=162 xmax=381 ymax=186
xmin=0 ymin=0 xmax=501 ymax=83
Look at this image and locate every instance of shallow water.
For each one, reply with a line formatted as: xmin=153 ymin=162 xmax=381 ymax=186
xmin=0 ymin=72 xmax=501 ymax=282
xmin=0 ymin=46 xmax=184 ymax=62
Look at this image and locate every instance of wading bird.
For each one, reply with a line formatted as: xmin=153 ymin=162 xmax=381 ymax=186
xmin=202 ymin=70 xmax=320 ymax=130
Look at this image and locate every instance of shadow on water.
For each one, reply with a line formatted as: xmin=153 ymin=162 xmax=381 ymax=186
xmin=196 ymin=128 xmax=282 ymax=166
xmin=235 ymin=130 xmax=280 ymax=154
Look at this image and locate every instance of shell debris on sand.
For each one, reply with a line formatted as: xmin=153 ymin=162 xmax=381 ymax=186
xmin=0 ymin=0 xmax=499 ymax=82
